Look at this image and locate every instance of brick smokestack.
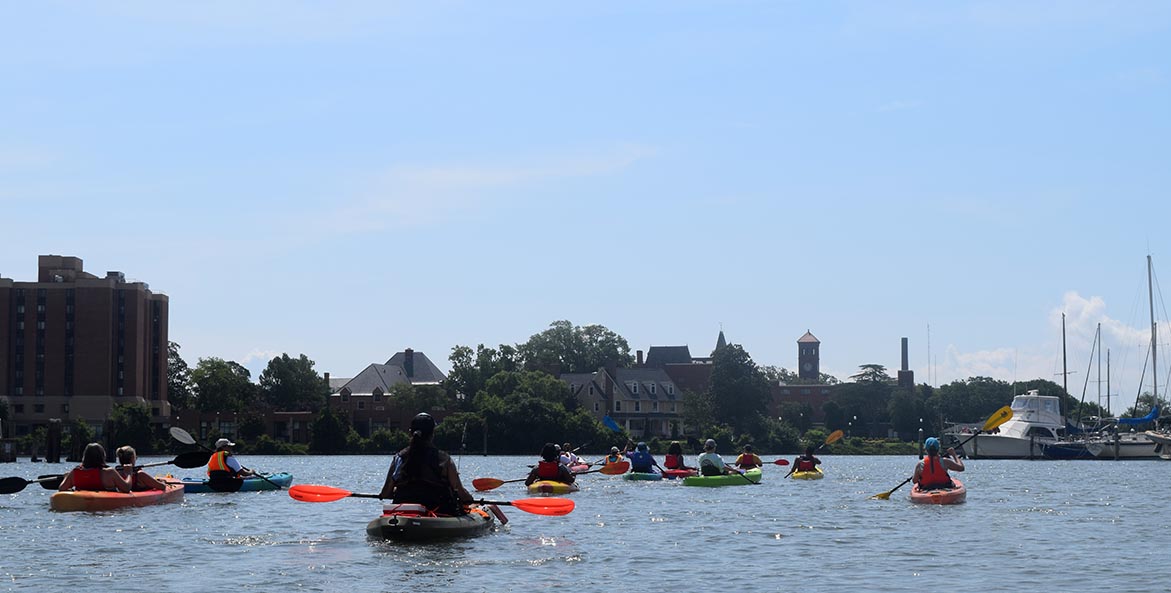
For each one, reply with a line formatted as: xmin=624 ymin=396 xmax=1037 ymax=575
xmin=898 ymin=337 xmax=914 ymax=388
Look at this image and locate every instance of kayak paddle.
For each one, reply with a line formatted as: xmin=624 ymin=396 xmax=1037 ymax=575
xmin=0 ymin=451 xmax=213 ymax=495
xmin=771 ymin=459 xmax=790 ymax=466
xmin=785 ymin=429 xmax=844 ymax=478
xmin=473 ymin=461 xmax=629 ymax=491
xmin=870 ymin=405 xmax=1012 ymax=500
xmin=170 ymin=426 xmax=284 ymax=490
xmin=287 ymin=484 xmax=576 ymax=515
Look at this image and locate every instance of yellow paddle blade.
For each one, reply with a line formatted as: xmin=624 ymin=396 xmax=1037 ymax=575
xmin=870 ymin=491 xmax=892 ymax=500
xmin=472 ymin=477 xmax=505 ymax=491
xmin=825 ymin=430 xmax=845 ymax=445
xmin=982 ymin=405 xmax=1013 ymax=432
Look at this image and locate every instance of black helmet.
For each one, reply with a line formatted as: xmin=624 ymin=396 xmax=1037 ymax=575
xmin=410 ymin=412 xmax=436 ymax=435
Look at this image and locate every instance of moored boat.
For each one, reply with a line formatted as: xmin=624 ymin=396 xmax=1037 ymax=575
xmin=526 ymin=480 xmax=579 ymax=495
xmin=790 ymin=467 xmax=824 ymax=480
xmin=365 ymin=503 xmax=496 ymax=541
xmin=909 ymin=477 xmax=966 ymax=505
xmin=50 ymin=481 xmax=184 ymax=512
xmin=182 ymin=472 xmax=293 ymax=493
xmin=681 ymin=468 xmax=761 ymax=487
xmin=963 ymin=391 xmax=1063 ymax=459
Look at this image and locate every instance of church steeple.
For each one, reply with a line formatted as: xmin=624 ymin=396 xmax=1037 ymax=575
xmin=715 ymin=329 xmax=727 ymax=351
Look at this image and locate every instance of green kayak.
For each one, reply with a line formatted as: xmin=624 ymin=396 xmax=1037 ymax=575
xmin=682 ymin=468 xmax=762 ymax=487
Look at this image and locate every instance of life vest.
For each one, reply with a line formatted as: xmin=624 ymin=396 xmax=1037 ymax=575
xmin=536 ymin=460 xmax=563 ymax=480
xmin=736 ymin=453 xmax=761 ymax=468
xmin=207 ymin=451 xmax=237 ymax=477
xmin=664 ymin=454 xmax=684 ymax=469
xmin=392 ymin=445 xmax=462 ymax=516
xmin=71 ymin=467 xmax=104 ymax=491
xmin=628 ymin=450 xmax=653 ymax=472
xmin=919 ymin=455 xmax=951 ymax=489
xmin=796 ymin=456 xmax=817 ymax=471
xmin=605 ymin=454 xmax=623 ymax=464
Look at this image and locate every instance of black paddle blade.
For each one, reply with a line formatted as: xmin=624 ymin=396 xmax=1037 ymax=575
xmin=172 ymin=451 xmax=214 ymax=469
xmin=0 ymin=476 xmax=31 ymax=494
xmin=37 ymin=475 xmax=64 ymax=490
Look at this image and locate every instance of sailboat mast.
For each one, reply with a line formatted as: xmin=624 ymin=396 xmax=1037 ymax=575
xmin=1062 ymin=312 xmax=1068 ymax=422
xmin=1107 ymin=349 xmax=1112 ymax=416
xmin=1149 ymin=255 xmax=1157 ymax=404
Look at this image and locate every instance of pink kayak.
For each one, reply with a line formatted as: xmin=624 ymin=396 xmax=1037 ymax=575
xmin=661 ymin=469 xmax=697 ymax=479
xmin=568 ymin=464 xmax=591 ymax=474
xmin=909 ymin=477 xmax=966 ymax=505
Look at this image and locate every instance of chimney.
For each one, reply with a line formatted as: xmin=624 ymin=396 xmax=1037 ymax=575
xmin=898 ymin=337 xmax=915 ymax=388
xmin=323 ymin=372 xmax=330 ymax=392
xmin=636 ymin=350 xmax=644 ymax=366
xmin=403 ymin=348 xmax=415 ymax=378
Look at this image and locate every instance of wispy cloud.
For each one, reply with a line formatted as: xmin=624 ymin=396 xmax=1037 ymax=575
xmin=313 ymin=144 xmax=657 ymax=234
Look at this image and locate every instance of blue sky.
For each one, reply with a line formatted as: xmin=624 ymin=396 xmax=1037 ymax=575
xmin=3 ymin=2 xmax=1170 ymax=415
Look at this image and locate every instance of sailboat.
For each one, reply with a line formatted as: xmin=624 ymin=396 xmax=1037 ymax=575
xmin=1083 ymin=255 xmax=1162 ymax=460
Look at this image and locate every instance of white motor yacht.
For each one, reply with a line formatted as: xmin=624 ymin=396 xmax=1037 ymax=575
xmin=964 ymin=391 xmax=1064 ymax=459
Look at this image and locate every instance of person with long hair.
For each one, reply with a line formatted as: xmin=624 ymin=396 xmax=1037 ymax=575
xmin=663 ymin=441 xmax=692 ymax=470
xmin=58 ymin=443 xmax=131 ymax=492
xmin=115 ymin=446 xmax=168 ymax=491
xmin=378 ymin=413 xmax=473 ymax=516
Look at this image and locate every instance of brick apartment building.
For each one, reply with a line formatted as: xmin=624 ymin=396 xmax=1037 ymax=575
xmin=0 ymin=255 xmax=170 ymax=437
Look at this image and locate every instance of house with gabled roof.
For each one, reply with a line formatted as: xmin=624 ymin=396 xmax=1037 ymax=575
xmin=329 ymin=348 xmax=449 ymax=436
xmin=562 ymin=366 xmax=683 ymax=439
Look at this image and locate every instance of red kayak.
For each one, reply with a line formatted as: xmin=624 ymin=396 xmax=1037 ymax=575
xmin=661 ymin=469 xmax=697 ymax=479
xmin=909 ymin=477 xmax=966 ymax=505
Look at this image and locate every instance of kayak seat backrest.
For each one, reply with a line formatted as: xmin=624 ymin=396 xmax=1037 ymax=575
xmin=383 ymin=503 xmax=430 ymax=516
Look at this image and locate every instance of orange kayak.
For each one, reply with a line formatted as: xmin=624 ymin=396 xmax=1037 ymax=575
xmin=50 ymin=481 xmax=184 ymax=512
xmin=909 ymin=477 xmax=966 ymax=505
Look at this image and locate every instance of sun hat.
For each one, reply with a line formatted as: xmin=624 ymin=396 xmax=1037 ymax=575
xmin=704 ymin=439 xmax=716 ymax=450
xmin=215 ymin=438 xmax=236 ymax=448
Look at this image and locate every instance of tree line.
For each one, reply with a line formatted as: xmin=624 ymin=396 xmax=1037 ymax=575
xmin=31 ymin=319 xmax=1141 ymax=457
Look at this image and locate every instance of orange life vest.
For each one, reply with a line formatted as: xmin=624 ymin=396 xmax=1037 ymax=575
xmin=796 ymin=456 xmax=817 ymax=471
xmin=207 ymin=451 xmax=235 ymax=476
xmin=736 ymin=453 xmax=761 ymax=468
xmin=664 ymin=454 xmax=684 ymax=469
xmin=919 ymin=455 xmax=951 ymax=489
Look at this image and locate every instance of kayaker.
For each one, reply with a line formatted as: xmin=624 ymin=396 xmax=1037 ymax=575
xmin=625 ymin=441 xmax=661 ymax=474
xmin=525 ymin=443 xmax=576 ymax=486
xmin=378 ymin=412 xmax=474 ymax=516
xmin=913 ymin=437 xmax=964 ymax=490
xmin=792 ymin=446 xmax=822 ymax=473
xmin=207 ymin=438 xmax=256 ymax=479
xmin=560 ymin=442 xmax=581 ymax=467
xmin=696 ymin=439 xmax=738 ymax=476
xmin=602 ymin=446 xmax=624 ymax=466
xmin=664 ymin=441 xmax=693 ymax=470
xmin=115 ymin=445 xmax=168 ymax=491
xmin=58 ymin=442 xmax=131 ymax=493
xmin=734 ymin=444 xmax=762 ymax=470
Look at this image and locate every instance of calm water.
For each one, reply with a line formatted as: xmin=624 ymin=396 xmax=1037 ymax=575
xmin=1 ymin=454 xmax=1167 ymax=593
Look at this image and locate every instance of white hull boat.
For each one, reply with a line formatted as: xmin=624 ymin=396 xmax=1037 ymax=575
xmin=964 ymin=391 xmax=1064 ymax=459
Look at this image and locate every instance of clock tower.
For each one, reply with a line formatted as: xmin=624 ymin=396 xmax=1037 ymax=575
xmin=797 ymin=330 xmax=820 ymax=381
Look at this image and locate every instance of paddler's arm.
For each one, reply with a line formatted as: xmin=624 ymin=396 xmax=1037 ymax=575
xmin=378 ymin=457 xmax=400 ymax=499
xmin=446 ymin=462 xmax=473 ymax=503
xmin=943 ymin=448 xmax=965 ymax=472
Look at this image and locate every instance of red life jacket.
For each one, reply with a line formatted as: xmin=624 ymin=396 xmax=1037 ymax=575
xmin=72 ymin=467 xmax=105 ymax=491
xmin=919 ymin=455 xmax=951 ymax=488
xmin=796 ymin=457 xmax=817 ymax=471
xmin=664 ymin=454 xmax=684 ymax=469
xmin=536 ymin=460 xmax=562 ymax=480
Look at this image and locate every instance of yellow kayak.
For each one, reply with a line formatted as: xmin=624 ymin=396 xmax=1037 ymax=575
xmin=790 ymin=467 xmax=824 ymax=480
xmin=526 ymin=480 xmax=579 ymax=495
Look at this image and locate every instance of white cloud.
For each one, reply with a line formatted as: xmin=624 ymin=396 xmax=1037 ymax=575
xmin=314 ymin=144 xmax=657 ymax=234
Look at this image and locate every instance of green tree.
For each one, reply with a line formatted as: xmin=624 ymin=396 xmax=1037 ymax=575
xmin=777 ymin=401 xmax=814 ymax=433
xmin=167 ymin=341 xmax=195 ymax=410
xmin=518 ymin=320 xmax=633 ymax=374
xmin=109 ymin=404 xmax=155 ymax=453
xmin=258 ymin=353 xmax=328 ymax=412
xmin=850 ymin=364 xmax=894 ymax=383
xmin=390 ymin=383 xmax=453 ymax=417
xmin=310 ymin=406 xmax=358 ymax=453
xmin=191 ymin=357 xmax=257 ymax=412
xmin=681 ymin=389 xmax=718 ymax=436
xmin=708 ymin=344 xmax=770 ymax=432
xmin=930 ymin=376 xmax=1013 ymax=423
xmin=446 ymin=344 xmax=520 ymax=402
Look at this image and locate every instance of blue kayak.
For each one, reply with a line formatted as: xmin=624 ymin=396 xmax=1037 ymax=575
xmin=622 ymin=471 xmax=663 ymax=481
xmin=181 ymin=472 xmax=293 ymax=493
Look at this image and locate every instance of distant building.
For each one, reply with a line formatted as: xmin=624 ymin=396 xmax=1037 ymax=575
xmin=328 ymin=348 xmax=447 ymax=436
xmin=797 ymin=330 xmax=820 ymax=381
xmin=0 ymin=255 xmax=170 ymax=437
xmin=563 ymin=366 xmax=683 ymax=439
